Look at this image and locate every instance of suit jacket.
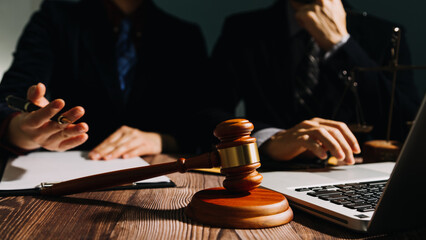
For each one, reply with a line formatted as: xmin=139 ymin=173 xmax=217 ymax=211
xmin=0 ymin=0 xmax=208 ymax=153
xmin=208 ymin=0 xmax=420 ymax=144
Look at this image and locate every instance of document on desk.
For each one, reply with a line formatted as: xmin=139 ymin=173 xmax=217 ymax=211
xmin=0 ymin=151 xmax=174 ymax=194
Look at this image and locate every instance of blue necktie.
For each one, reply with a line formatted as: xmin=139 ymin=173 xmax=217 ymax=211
xmin=116 ymin=18 xmax=137 ymax=93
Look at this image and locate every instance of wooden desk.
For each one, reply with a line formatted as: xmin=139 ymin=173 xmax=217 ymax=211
xmin=0 ymin=154 xmax=425 ymax=239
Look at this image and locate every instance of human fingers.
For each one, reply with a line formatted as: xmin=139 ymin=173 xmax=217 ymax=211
xmin=23 ymin=99 xmax=65 ymax=128
xmin=304 ymin=5 xmax=336 ymax=49
xmin=300 ymin=118 xmax=357 ymax=164
xmin=89 ymin=127 xmax=162 ymax=160
xmin=101 ymin=130 xmax=161 ymax=160
xmin=318 ymin=0 xmax=344 ymax=34
xmin=312 ymin=118 xmax=361 ymax=154
xmin=37 ymin=105 xmax=85 ymax=131
xmin=296 ymin=2 xmax=346 ymax=50
xmin=120 ymin=139 xmax=162 ymax=159
xmin=296 ymin=119 xmax=320 ymax=129
xmin=88 ymin=127 xmax=127 ymax=160
xmin=304 ymin=127 xmax=345 ymax=161
xmin=42 ymin=124 xmax=89 ymax=152
xmin=42 ymin=122 xmax=89 ymax=150
xmin=57 ymin=133 xmax=89 ymax=152
xmin=57 ymin=106 xmax=85 ymax=124
xmin=319 ymin=0 xmax=348 ymax=43
xmin=294 ymin=3 xmax=316 ymax=29
xmin=99 ymin=130 xmax=136 ymax=160
xmin=27 ymin=83 xmax=49 ymax=107
xmin=319 ymin=125 xmax=355 ymax=164
xmin=120 ymin=132 xmax=162 ymax=159
xmin=21 ymin=105 xmax=86 ymax=149
xmin=297 ymin=134 xmax=328 ymax=160
xmin=101 ymin=136 xmax=140 ymax=160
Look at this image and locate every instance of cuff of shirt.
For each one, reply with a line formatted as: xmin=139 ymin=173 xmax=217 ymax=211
xmin=253 ymin=127 xmax=283 ymax=147
xmin=0 ymin=112 xmax=32 ymax=156
xmin=324 ymin=34 xmax=351 ymax=60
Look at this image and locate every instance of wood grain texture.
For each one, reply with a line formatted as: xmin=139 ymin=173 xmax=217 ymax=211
xmin=0 ymin=154 xmax=425 ymax=239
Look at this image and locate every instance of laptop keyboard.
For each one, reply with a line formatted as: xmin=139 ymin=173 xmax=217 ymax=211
xmin=295 ymin=180 xmax=387 ymax=212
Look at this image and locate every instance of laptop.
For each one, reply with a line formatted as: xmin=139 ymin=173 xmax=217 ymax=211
xmin=260 ymin=95 xmax=426 ymax=233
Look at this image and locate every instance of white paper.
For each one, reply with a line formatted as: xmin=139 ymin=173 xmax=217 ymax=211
xmin=0 ymin=151 xmax=171 ymax=190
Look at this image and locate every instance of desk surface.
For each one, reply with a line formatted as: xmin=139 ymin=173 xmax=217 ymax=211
xmin=0 ymin=154 xmax=425 ymax=239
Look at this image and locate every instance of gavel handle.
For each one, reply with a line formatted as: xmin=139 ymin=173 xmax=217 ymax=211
xmin=40 ymin=151 xmax=220 ymax=196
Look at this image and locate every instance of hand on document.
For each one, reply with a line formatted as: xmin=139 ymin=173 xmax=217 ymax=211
xmin=261 ymin=118 xmax=361 ymax=165
xmin=88 ymin=126 xmax=163 ymax=160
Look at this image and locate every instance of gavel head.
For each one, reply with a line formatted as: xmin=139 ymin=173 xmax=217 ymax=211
xmin=214 ymin=119 xmax=263 ymax=192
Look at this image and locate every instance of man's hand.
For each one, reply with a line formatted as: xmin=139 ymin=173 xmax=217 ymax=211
xmin=261 ymin=118 xmax=361 ymax=165
xmin=7 ymin=83 xmax=89 ymax=151
xmin=88 ymin=126 xmax=163 ymax=160
xmin=292 ymin=0 xmax=348 ymax=51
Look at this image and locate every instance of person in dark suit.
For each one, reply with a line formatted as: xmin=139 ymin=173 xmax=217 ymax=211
xmin=0 ymin=0 xmax=208 ymax=159
xmin=208 ymin=0 xmax=420 ymax=164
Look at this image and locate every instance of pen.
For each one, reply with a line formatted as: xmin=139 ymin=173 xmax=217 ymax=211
xmin=5 ymin=95 xmax=71 ymax=124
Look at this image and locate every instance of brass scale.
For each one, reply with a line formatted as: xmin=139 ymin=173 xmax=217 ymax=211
xmin=333 ymin=27 xmax=426 ymax=161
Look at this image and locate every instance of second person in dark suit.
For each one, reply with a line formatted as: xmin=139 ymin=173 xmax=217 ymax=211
xmin=208 ymin=0 xmax=420 ymax=164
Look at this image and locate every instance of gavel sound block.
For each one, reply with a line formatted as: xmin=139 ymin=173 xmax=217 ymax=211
xmin=40 ymin=119 xmax=293 ymax=228
xmin=185 ymin=119 xmax=293 ymax=228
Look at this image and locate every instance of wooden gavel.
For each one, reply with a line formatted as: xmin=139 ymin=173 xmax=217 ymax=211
xmin=41 ymin=119 xmax=293 ymax=229
xmin=41 ymin=119 xmax=263 ymax=196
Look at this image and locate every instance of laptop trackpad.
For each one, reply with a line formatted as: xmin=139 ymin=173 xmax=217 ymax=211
xmin=261 ymin=162 xmax=394 ymax=189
